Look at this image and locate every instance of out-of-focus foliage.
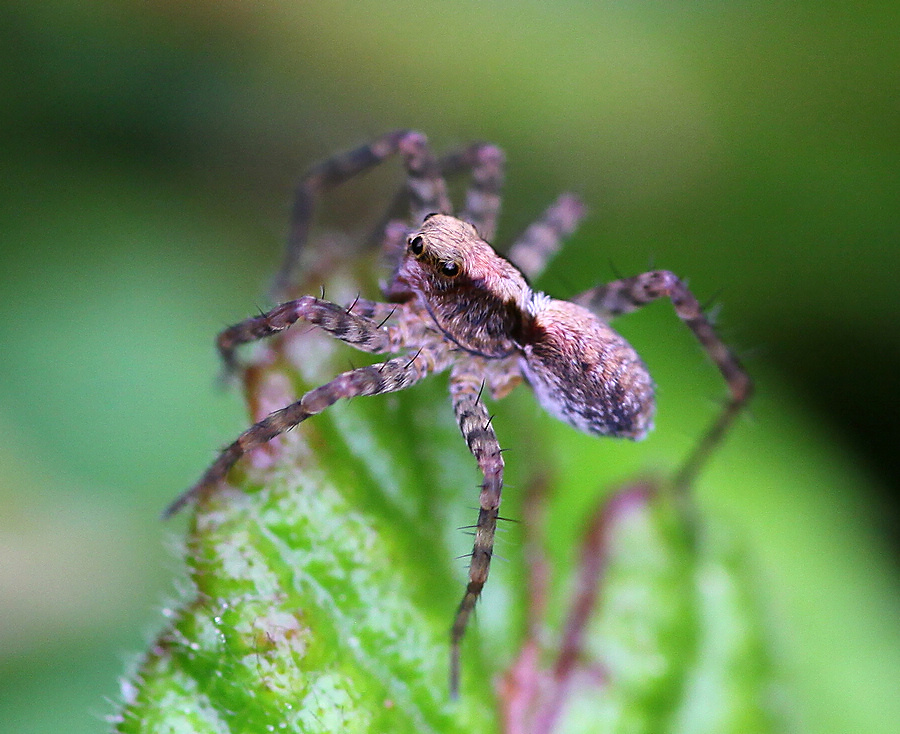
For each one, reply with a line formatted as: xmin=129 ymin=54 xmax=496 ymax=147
xmin=1 ymin=2 xmax=898 ymax=733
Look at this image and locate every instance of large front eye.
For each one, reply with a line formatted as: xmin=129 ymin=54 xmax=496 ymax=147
xmin=440 ymin=260 xmax=460 ymax=278
xmin=408 ymin=235 xmax=425 ymax=257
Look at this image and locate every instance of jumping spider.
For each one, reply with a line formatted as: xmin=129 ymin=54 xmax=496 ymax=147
xmin=164 ymin=130 xmax=752 ymax=697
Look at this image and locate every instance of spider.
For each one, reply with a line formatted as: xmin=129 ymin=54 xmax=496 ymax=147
xmin=163 ymin=130 xmax=752 ymax=698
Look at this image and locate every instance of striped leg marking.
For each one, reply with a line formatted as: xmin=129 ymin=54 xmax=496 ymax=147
xmin=506 ymin=193 xmax=586 ymax=281
xmin=216 ymin=295 xmax=396 ymax=374
xmin=164 ymin=352 xmax=436 ymax=518
xmin=449 ymin=365 xmax=505 ymax=698
xmin=276 ymin=129 xmax=452 ymax=296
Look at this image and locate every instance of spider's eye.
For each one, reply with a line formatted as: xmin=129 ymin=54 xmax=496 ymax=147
xmin=439 ymin=260 xmax=461 ymax=278
xmin=408 ymin=235 xmax=425 ymax=257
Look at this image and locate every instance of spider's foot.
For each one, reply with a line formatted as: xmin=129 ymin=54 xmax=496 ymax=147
xmin=161 ymin=485 xmax=198 ymax=520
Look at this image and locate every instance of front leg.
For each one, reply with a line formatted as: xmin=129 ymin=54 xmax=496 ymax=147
xmin=277 ymin=130 xmax=450 ymax=296
xmin=216 ymin=295 xmax=399 ymax=374
xmin=448 ymin=363 xmax=505 ymax=698
xmin=164 ymin=351 xmax=437 ymax=518
xmin=575 ymin=270 xmax=753 ymax=489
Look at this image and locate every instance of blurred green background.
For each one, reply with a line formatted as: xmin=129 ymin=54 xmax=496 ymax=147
xmin=1 ymin=2 xmax=898 ymax=732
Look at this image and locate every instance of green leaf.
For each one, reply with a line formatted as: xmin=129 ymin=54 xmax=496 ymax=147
xmin=117 ymin=257 xmax=496 ymax=733
xmin=504 ymin=484 xmax=784 ymax=734
xmin=568 ymin=488 xmax=700 ymax=732
xmin=116 ymin=257 xmax=784 ymax=733
xmin=670 ymin=522 xmax=783 ymax=734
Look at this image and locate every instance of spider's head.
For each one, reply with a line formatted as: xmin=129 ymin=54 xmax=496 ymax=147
xmin=398 ymin=214 xmax=532 ymax=356
xmin=400 ymin=214 xmax=528 ymax=299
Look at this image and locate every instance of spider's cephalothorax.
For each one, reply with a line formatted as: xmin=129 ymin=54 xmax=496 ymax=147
xmin=400 ymin=214 xmax=655 ymax=439
xmin=164 ymin=130 xmax=752 ymax=698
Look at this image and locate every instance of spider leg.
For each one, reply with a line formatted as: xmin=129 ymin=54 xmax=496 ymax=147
xmin=574 ymin=271 xmax=753 ymax=490
xmin=370 ymin=141 xmax=506 ymax=249
xmin=506 ymin=194 xmax=586 ymax=281
xmin=163 ymin=351 xmax=438 ymax=518
xmin=448 ymin=364 xmax=505 ymax=698
xmin=216 ymin=295 xmax=399 ymax=374
xmin=378 ymin=142 xmax=505 ymax=300
xmin=341 ymin=295 xmax=398 ymax=324
xmin=377 ymin=219 xmax=417 ymax=302
xmin=450 ymin=143 xmax=505 ymax=243
xmin=398 ymin=131 xmax=453 ymax=226
xmin=275 ymin=130 xmax=451 ymax=297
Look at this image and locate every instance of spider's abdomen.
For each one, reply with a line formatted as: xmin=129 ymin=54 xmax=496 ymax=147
xmin=519 ymin=298 xmax=655 ymax=439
